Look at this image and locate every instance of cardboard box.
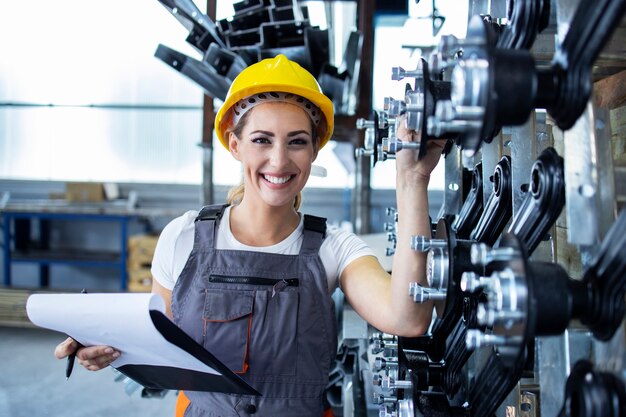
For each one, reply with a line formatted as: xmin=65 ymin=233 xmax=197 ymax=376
xmin=127 ymin=268 xmax=153 ymax=293
xmin=128 ymin=234 xmax=159 ymax=265
xmin=65 ymin=182 xmax=105 ymax=202
xmin=127 ymin=279 xmax=152 ymax=293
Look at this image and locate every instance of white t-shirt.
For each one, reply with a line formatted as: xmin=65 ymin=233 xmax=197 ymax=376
xmin=151 ymin=206 xmax=375 ymax=293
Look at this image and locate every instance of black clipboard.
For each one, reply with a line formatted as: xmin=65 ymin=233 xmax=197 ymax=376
xmin=115 ymin=310 xmax=260 ymax=395
xmin=25 ymin=293 xmax=260 ymax=396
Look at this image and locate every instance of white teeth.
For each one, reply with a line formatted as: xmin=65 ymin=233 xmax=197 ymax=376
xmin=264 ymin=175 xmax=292 ymax=184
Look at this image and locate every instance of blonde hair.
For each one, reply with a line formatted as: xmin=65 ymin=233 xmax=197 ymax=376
xmin=224 ymin=103 xmax=319 ymax=211
xmin=227 ymin=183 xmax=303 ymax=210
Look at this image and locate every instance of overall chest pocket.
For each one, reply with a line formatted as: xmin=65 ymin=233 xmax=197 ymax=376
xmin=202 ymin=275 xmax=300 ymax=377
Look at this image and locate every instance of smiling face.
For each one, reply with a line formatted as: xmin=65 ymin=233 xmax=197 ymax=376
xmin=228 ymin=101 xmax=319 ymax=209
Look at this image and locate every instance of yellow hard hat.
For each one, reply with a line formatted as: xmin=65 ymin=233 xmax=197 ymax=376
xmin=215 ymin=54 xmax=334 ymax=150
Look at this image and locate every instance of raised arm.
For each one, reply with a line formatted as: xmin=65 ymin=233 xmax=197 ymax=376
xmin=340 ymin=118 xmax=444 ymax=337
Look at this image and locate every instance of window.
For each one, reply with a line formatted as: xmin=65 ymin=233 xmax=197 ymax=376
xmin=370 ymin=0 xmax=468 ymax=190
xmin=0 ymin=0 xmax=206 ymax=183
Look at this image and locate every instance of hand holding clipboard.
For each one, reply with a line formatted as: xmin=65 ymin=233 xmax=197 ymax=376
xmin=28 ymin=292 xmax=260 ymax=395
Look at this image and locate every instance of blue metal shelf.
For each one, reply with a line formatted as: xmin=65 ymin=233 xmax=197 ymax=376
xmin=1 ymin=211 xmax=135 ymax=290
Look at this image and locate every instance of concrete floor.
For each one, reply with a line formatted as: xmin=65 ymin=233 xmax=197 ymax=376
xmin=0 ymin=326 xmax=177 ymax=417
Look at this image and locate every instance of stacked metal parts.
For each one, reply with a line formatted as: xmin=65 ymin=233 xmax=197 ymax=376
xmin=153 ymin=0 xmax=361 ymax=114
xmin=356 ymin=0 xmax=626 ymax=416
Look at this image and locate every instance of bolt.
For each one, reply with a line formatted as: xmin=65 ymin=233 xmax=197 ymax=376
xmin=409 ymin=283 xmax=446 ymax=303
xmin=388 ymin=139 xmax=420 ymax=154
xmin=471 ymin=244 xmax=519 ymax=266
xmin=381 ymin=375 xmax=413 ymax=390
xmin=410 ymin=235 xmax=446 ymax=252
xmin=386 ymin=99 xmax=406 ymax=117
xmin=397 ymin=399 xmax=415 ymax=417
xmin=391 ymin=66 xmax=423 ymax=81
xmin=470 ymin=243 xmax=490 ymax=265
xmin=406 ymin=111 xmax=422 ymax=131
xmin=427 ymin=116 xmax=443 ymax=137
xmin=409 ymin=282 xmax=426 ymax=303
xmin=355 ymin=148 xmax=374 ymax=158
xmin=372 ymin=374 xmax=383 ymax=386
xmin=356 ymin=118 xmax=374 ymax=130
xmin=466 ymin=329 xmax=513 ymax=350
xmin=477 ymin=299 xmax=526 ymax=327
xmin=370 ymin=332 xmax=395 ymax=343
xmin=374 ymin=357 xmax=398 ymax=371
xmin=459 ymin=271 xmax=491 ymax=293
xmin=373 ymin=392 xmax=396 ymax=405
xmin=476 ymin=304 xmax=496 ymax=326
xmin=373 ymin=339 xmax=397 ymax=351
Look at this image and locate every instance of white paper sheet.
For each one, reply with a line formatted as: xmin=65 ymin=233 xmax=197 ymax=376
xmin=26 ymin=293 xmax=219 ymax=375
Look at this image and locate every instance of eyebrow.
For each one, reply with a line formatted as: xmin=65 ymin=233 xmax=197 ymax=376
xmin=249 ymin=130 xmax=311 ymax=137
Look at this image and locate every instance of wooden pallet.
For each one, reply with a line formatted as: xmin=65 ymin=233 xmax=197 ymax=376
xmin=0 ymin=289 xmax=43 ymax=328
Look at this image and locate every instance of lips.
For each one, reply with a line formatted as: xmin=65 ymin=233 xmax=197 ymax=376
xmin=263 ymin=174 xmax=295 ymax=184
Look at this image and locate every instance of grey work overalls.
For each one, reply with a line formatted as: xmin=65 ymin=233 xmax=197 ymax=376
xmin=171 ymin=204 xmax=337 ymax=417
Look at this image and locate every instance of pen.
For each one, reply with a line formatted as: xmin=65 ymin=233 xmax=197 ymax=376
xmin=67 ymin=289 xmax=88 ymax=380
xmin=66 ymin=349 xmax=77 ymax=380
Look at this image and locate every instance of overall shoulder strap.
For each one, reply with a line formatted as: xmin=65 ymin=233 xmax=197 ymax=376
xmin=300 ymin=214 xmax=327 ymax=255
xmin=196 ymin=204 xmax=228 ymax=222
xmin=193 ymin=204 xmax=229 ymax=248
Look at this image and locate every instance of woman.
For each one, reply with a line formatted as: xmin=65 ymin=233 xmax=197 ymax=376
xmin=55 ymin=54 xmax=443 ymax=416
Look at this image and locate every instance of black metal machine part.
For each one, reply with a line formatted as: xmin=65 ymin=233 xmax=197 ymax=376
xmin=495 ymin=0 xmax=551 ymax=50
xmin=540 ymin=0 xmax=626 ymax=130
xmin=157 ymin=0 xmax=226 ymax=51
xmin=154 ymin=44 xmax=230 ymax=101
xmin=465 ymin=232 xmax=536 ymax=417
xmin=452 ymin=163 xmax=484 ymax=240
xmin=416 ymin=58 xmax=455 ymax=157
xmin=460 ymin=0 xmax=626 ymax=152
xmin=403 ymin=218 xmax=478 ymax=362
xmin=506 ymin=146 xmax=565 ymax=255
xmin=558 ymin=360 xmax=626 ymax=417
xmin=469 ymin=156 xmax=512 ymax=246
xmin=471 ymin=225 xmax=618 ymax=342
xmin=510 ymin=232 xmax=623 ymax=336
xmin=154 ymin=0 xmax=354 ymax=113
xmin=578 ymin=208 xmax=626 ymax=341
xmin=204 ymin=43 xmax=248 ymax=82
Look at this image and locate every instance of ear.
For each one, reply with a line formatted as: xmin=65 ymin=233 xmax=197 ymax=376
xmin=229 ymin=132 xmax=241 ymax=161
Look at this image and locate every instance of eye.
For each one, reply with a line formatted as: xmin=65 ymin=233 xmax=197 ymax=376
xmin=251 ymin=137 xmax=271 ymax=144
xmin=289 ymin=138 xmax=309 ymax=146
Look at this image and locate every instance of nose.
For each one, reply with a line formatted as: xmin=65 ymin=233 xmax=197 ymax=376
xmin=269 ymin=143 xmax=289 ymax=169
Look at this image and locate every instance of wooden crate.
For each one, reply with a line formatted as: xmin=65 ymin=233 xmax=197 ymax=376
xmin=0 ymin=289 xmax=44 ymax=327
xmin=127 ymin=234 xmax=159 ymax=265
xmin=127 ymin=268 xmax=153 ymax=293
xmin=126 ymin=234 xmax=159 ymax=289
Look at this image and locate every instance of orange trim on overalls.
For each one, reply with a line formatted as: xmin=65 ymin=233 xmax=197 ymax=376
xmin=322 ymin=407 xmax=335 ymax=417
xmin=175 ymin=391 xmax=190 ymax=417
xmin=176 ymin=390 xmax=335 ymax=417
